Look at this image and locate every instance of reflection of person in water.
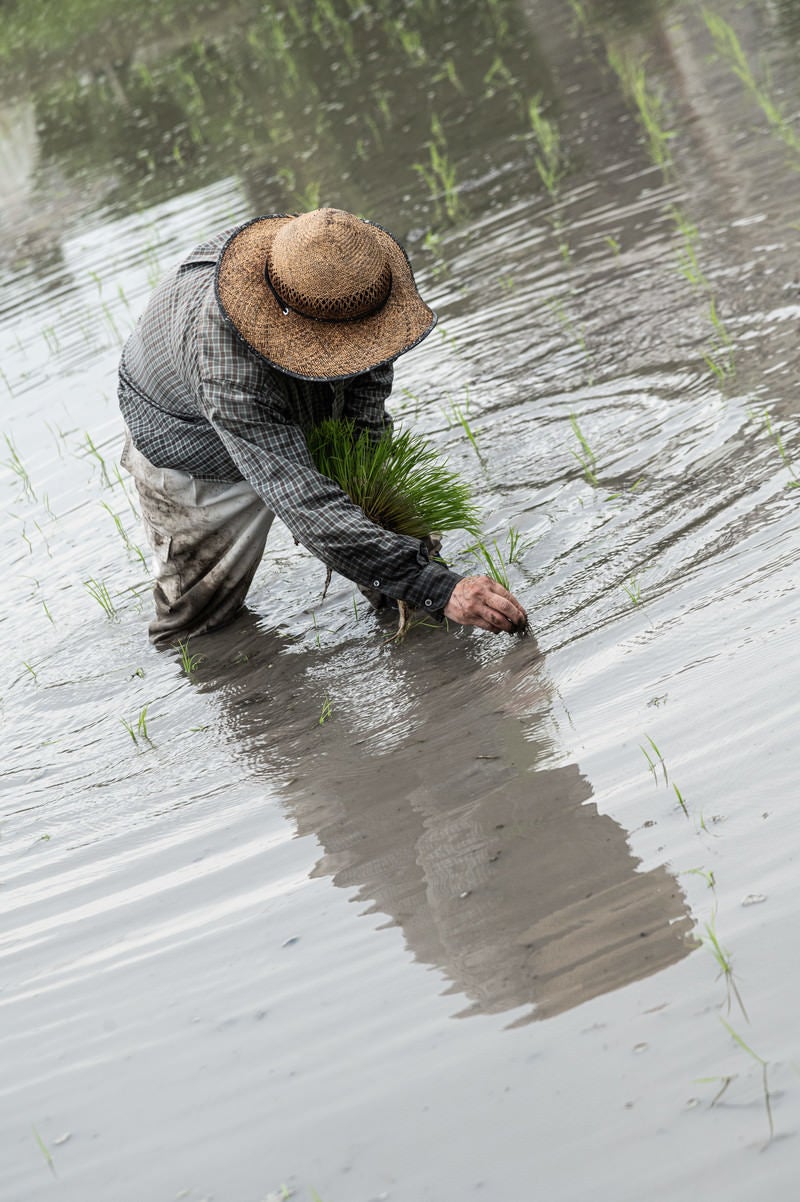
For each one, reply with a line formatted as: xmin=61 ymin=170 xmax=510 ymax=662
xmin=193 ymin=613 xmax=694 ymax=1023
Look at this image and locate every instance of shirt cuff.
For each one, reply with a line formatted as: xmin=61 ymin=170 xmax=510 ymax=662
xmin=398 ymin=557 xmax=463 ymax=612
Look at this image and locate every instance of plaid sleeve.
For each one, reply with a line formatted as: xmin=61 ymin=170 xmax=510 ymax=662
xmin=196 ymin=332 xmax=460 ymax=610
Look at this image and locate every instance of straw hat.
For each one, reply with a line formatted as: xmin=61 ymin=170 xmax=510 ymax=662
xmin=214 ymin=208 xmax=437 ymax=381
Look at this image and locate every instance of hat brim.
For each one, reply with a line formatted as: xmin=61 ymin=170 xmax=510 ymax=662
xmin=214 ymin=214 xmax=437 ymax=381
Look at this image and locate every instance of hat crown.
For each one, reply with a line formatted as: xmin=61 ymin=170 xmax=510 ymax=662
xmin=267 ymin=208 xmax=392 ymax=322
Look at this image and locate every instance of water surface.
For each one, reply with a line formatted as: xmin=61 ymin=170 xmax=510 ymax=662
xmin=2 ymin=2 xmax=800 ymax=1199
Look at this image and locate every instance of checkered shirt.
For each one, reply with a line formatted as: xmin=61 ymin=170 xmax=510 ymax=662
xmin=118 ymin=227 xmax=461 ymax=611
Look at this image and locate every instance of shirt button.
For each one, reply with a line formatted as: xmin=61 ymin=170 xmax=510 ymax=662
xmin=373 ymin=579 xmax=380 ymax=587
xmin=424 ymin=599 xmax=433 ymax=607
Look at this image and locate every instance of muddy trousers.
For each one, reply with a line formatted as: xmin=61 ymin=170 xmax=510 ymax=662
xmin=122 ymin=435 xmax=275 ymax=646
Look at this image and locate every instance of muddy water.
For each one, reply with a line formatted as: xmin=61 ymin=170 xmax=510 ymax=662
xmin=2 ymin=1 xmax=800 ymax=1198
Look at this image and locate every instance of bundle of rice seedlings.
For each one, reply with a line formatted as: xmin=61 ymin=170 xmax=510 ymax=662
xmin=307 ymin=417 xmax=481 ymax=636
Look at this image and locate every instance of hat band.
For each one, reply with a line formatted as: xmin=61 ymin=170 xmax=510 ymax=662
xmin=264 ymin=259 xmax=391 ymax=324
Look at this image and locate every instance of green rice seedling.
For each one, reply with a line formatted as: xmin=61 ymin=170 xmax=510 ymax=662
xmin=112 ymin=464 xmax=140 ymax=517
xmin=308 ymin=418 xmax=481 ymax=637
xmin=704 ymin=11 xmax=800 ymax=161
xmin=177 ymin=638 xmax=203 ymax=676
xmin=644 ymin=732 xmax=667 ymax=784
xmin=120 ymin=717 xmax=138 ymax=745
xmin=392 ymin=20 xmax=426 ymax=63
xmin=607 ymin=47 xmax=674 ymax=171
xmin=22 ymin=661 xmax=38 ymax=683
xmin=434 ymin=57 xmax=463 ymax=93
xmin=640 ymin=741 xmax=658 ymax=784
xmin=101 ymin=501 xmax=133 ymax=548
xmin=484 ymin=0 xmax=510 ymax=42
xmin=704 ymin=349 xmax=733 ymax=383
xmin=376 ymin=91 xmax=392 ymax=128
xmin=447 ymin=400 xmax=482 ymax=460
xmin=413 ymin=115 xmax=462 ymax=224
xmin=399 ymin=387 xmax=423 ymax=419
xmin=498 ymin=273 xmax=515 ymax=291
xmin=704 ymin=912 xmax=748 ymax=1021
xmin=469 ymin=537 xmax=510 ymax=591
xmin=45 ymin=421 xmax=69 ymax=457
xmin=319 ymin=696 xmax=334 ymax=724
xmin=704 ymin=298 xmax=735 ymax=380
xmin=137 ymin=705 xmax=150 ymax=741
xmin=313 ymin=0 xmax=356 ymax=64
xmin=568 ymin=414 xmax=597 ymax=485
xmin=720 ymin=1018 xmax=774 ymax=1144
xmin=568 ymin=0 xmax=588 ymax=30
xmin=363 ymin=113 xmax=384 ymax=150
xmin=622 ymin=576 xmax=642 ymax=605
xmin=696 ymin=1073 xmax=737 ymax=1107
xmin=101 ymin=502 xmax=146 ymax=563
xmin=84 ymin=433 xmax=111 ymax=486
xmin=101 ymin=300 xmax=122 ymax=344
xmin=311 ymin=610 xmax=322 ymax=648
xmin=683 ymin=866 xmax=715 ymax=889
xmin=41 ymin=599 xmax=54 ymax=624
xmin=763 ymin=409 xmax=800 ymax=487
xmin=32 ymin=1125 xmax=55 ymax=1176
xmin=605 ymin=235 xmax=621 ymax=258
xmin=307 ymin=419 xmax=481 ymax=541
xmin=483 ymin=54 xmax=516 ymax=98
xmin=669 ymin=207 xmax=710 ymax=292
xmin=0 ymin=365 xmax=15 ymax=396
xmin=506 ymin=526 xmax=531 ymax=564
xmin=707 ymin=297 xmax=733 ymax=351
xmin=3 ymin=434 xmax=36 ymax=499
xmin=85 ymin=577 xmax=117 ymax=619
xmin=122 ymin=705 xmax=150 ymax=745
xmin=42 ymin=324 xmax=61 ymax=353
xmin=421 ymin=229 xmax=448 ymax=280
xmin=528 ymin=94 xmax=563 ymax=197
xmin=673 ymin=782 xmax=689 ymax=817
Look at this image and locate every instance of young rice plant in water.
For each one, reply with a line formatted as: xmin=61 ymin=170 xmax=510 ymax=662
xmin=308 ymin=419 xmax=481 ymax=637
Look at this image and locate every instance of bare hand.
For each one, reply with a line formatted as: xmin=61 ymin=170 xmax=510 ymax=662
xmin=444 ymin=576 xmax=528 ymax=634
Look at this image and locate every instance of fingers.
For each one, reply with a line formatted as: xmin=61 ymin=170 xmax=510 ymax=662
xmin=444 ymin=576 xmax=528 ymax=634
xmin=483 ymin=582 xmax=527 ymax=630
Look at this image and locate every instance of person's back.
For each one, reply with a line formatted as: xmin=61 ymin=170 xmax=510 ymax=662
xmin=119 ymin=230 xmax=247 ymax=479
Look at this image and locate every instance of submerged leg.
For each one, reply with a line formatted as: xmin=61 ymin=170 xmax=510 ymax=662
xmin=122 ymin=436 xmax=274 ymax=646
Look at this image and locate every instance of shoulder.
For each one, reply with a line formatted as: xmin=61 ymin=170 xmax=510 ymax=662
xmin=181 ymin=225 xmax=239 ymax=268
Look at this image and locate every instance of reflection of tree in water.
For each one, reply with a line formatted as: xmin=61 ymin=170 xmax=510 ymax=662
xmin=27 ymin=0 xmax=552 ymax=225
xmin=192 ymin=611 xmax=694 ymax=1024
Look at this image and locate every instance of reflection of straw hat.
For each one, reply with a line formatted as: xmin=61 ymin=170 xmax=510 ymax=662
xmin=215 ymin=208 xmax=437 ymax=381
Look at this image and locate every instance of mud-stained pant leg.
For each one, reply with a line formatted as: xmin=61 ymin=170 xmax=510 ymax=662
xmin=121 ymin=435 xmax=274 ymax=645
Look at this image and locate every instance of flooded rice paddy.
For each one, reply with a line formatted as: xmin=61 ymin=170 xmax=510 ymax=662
xmin=2 ymin=1 xmax=800 ymax=1198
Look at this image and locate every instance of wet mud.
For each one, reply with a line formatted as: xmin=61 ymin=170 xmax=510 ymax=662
xmin=3 ymin=1 xmax=800 ymax=1199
